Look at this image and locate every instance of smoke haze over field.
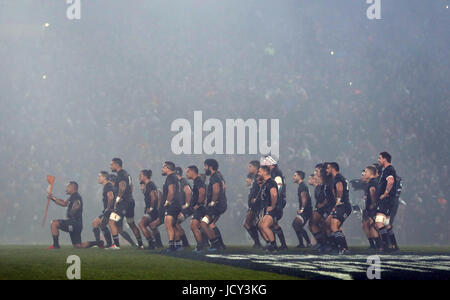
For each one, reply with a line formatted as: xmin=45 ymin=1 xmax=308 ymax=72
xmin=0 ymin=0 xmax=449 ymax=245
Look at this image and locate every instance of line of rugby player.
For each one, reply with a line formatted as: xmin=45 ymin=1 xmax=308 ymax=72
xmin=48 ymin=152 xmax=399 ymax=254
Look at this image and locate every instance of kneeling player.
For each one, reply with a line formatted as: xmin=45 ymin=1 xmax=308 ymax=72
xmin=257 ymin=166 xmax=278 ymax=252
xmin=292 ymin=171 xmax=312 ymax=248
xmin=48 ymin=182 xmax=98 ymax=249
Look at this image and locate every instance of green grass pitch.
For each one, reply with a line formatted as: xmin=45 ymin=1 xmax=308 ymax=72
xmin=0 ymin=245 xmax=449 ymax=280
xmin=0 ymin=245 xmax=299 ymax=280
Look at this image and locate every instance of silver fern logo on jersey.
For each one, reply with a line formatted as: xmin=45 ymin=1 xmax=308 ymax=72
xmin=170 ymin=111 xmax=279 ymax=157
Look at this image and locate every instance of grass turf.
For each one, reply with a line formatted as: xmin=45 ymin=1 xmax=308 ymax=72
xmin=0 ymin=245 xmax=448 ymax=280
xmin=0 ymin=245 xmax=299 ymax=280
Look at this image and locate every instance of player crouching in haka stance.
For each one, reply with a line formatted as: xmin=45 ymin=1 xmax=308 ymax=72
xmin=308 ymin=164 xmax=330 ymax=251
xmin=200 ymin=159 xmax=227 ymax=252
xmin=292 ymin=171 xmax=312 ymax=248
xmin=186 ymin=165 xmax=209 ymax=253
xmin=91 ymin=171 xmax=115 ymax=248
xmin=256 ymin=166 xmax=279 ymax=252
xmin=323 ymin=162 xmax=352 ymax=255
xmin=48 ymin=181 xmax=98 ymax=249
xmin=361 ymin=166 xmax=382 ymax=251
xmin=108 ymin=158 xmax=143 ymax=250
xmin=174 ymin=167 xmax=193 ymax=250
xmin=137 ymin=169 xmax=159 ymax=249
xmin=375 ymin=152 xmax=399 ymax=253
xmin=243 ymin=160 xmax=263 ymax=249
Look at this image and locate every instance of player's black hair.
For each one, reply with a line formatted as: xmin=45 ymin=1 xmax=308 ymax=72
xmin=204 ymin=159 xmax=219 ymax=171
xmin=108 ymin=174 xmax=117 ymax=183
xmin=260 ymin=165 xmax=271 ymax=174
xmin=249 ymin=160 xmax=260 ymax=169
xmin=142 ymin=169 xmax=152 ymax=179
xmin=365 ymin=166 xmax=377 ymax=176
xmin=175 ymin=167 xmax=183 ymax=176
xmin=99 ymin=171 xmax=109 ymax=179
xmin=187 ymin=165 xmax=199 ymax=174
xmin=295 ymin=170 xmax=305 ymax=180
xmin=329 ymin=162 xmax=340 ymax=172
xmin=163 ymin=161 xmax=176 ymax=171
xmin=69 ymin=181 xmax=78 ymax=191
xmin=112 ymin=157 xmax=123 ymax=167
xmin=379 ymin=151 xmax=392 ymax=163
xmin=372 ymin=163 xmax=383 ymax=175
xmin=315 ymin=163 xmax=324 ymax=169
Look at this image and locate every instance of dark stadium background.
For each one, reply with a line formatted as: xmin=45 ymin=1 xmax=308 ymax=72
xmin=0 ymin=0 xmax=448 ymax=246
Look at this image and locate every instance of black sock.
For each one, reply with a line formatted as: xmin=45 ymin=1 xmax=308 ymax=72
xmin=295 ymin=229 xmax=305 ymax=246
xmin=146 ymin=237 xmax=155 ymax=248
xmin=313 ymin=232 xmax=325 ymax=246
xmin=333 ymin=231 xmax=348 ymax=250
xmin=93 ymin=227 xmax=101 ymax=243
xmin=387 ymin=228 xmax=398 ymax=249
xmin=101 ymin=227 xmax=112 ymax=247
xmin=136 ymin=237 xmax=143 ymax=247
xmin=379 ymin=227 xmax=388 ymax=249
xmin=211 ymin=237 xmax=221 ymax=248
xmin=302 ymin=229 xmax=311 ymax=245
xmin=374 ymin=236 xmax=382 ymax=249
xmin=201 ymin=231 xmax=210 ymax=247
xmin=112 ymin=234 xmax=120 ymax=247
xmin=154 ymin=230 xmax=163 ymax=247
xmin=368 ymin=238 xmax=376 ymax=249
xmin=52 ymin=235 xmax=60 ymax=248
xmin=169 ymin=240 xmax=175 ymax=250
xmin=213 ymin=227 xmax=225 ymax=247
xmin=247 ymin=227 xmax=260 ymax=245
xmin=328 ymin=233 xmax=337 ymax=249
xmin=180 ymin=234 xmax=190 ymax=247
xmin=273 ymin=227 xmax=287 ymax=248
xmin=175 ymin=240 xmax=182 ymax=248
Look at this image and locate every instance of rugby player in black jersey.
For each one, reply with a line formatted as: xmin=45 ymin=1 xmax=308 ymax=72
xmin=361 ymin=166 xmax=382 ymax=250
xmin=108 ymin=158 xmax=143 ymax=249
xmin=161 ymin=161 xmax=182 ymax=252
xmin=260 ymin=155 xmax=288 ymax=250
xmin=137 ymin=169 xmax=158 ymax=249
xmin=48 ymin=182 xmax=97 ymax=249
xmin=186 ymin=165 xmax=208 ymax=252
xmin=243 ymin=160 xmax=262 ymax=249
xmin=175 ymin=167 xmax=192 ymax=250
xmin=309 ymin=164 xmax=329 ymax=251
xmin=201 ymin=159 xmax=227 ymax=251
xmin=292 ymin=171 xmax=312 ymax=248
xmin=376 ymin=152 xmax=399 ymax=252
xmin=324 ymin=162 xmax=351 ymax=254
xmin=91 ymin=171 xmax=114 ymax=248
xmin=257 ymin=166 xmax=279 ymax=252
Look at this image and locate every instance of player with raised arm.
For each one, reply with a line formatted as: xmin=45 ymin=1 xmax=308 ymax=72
xmin=48 ymin=181 xmax=97 ymax=249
